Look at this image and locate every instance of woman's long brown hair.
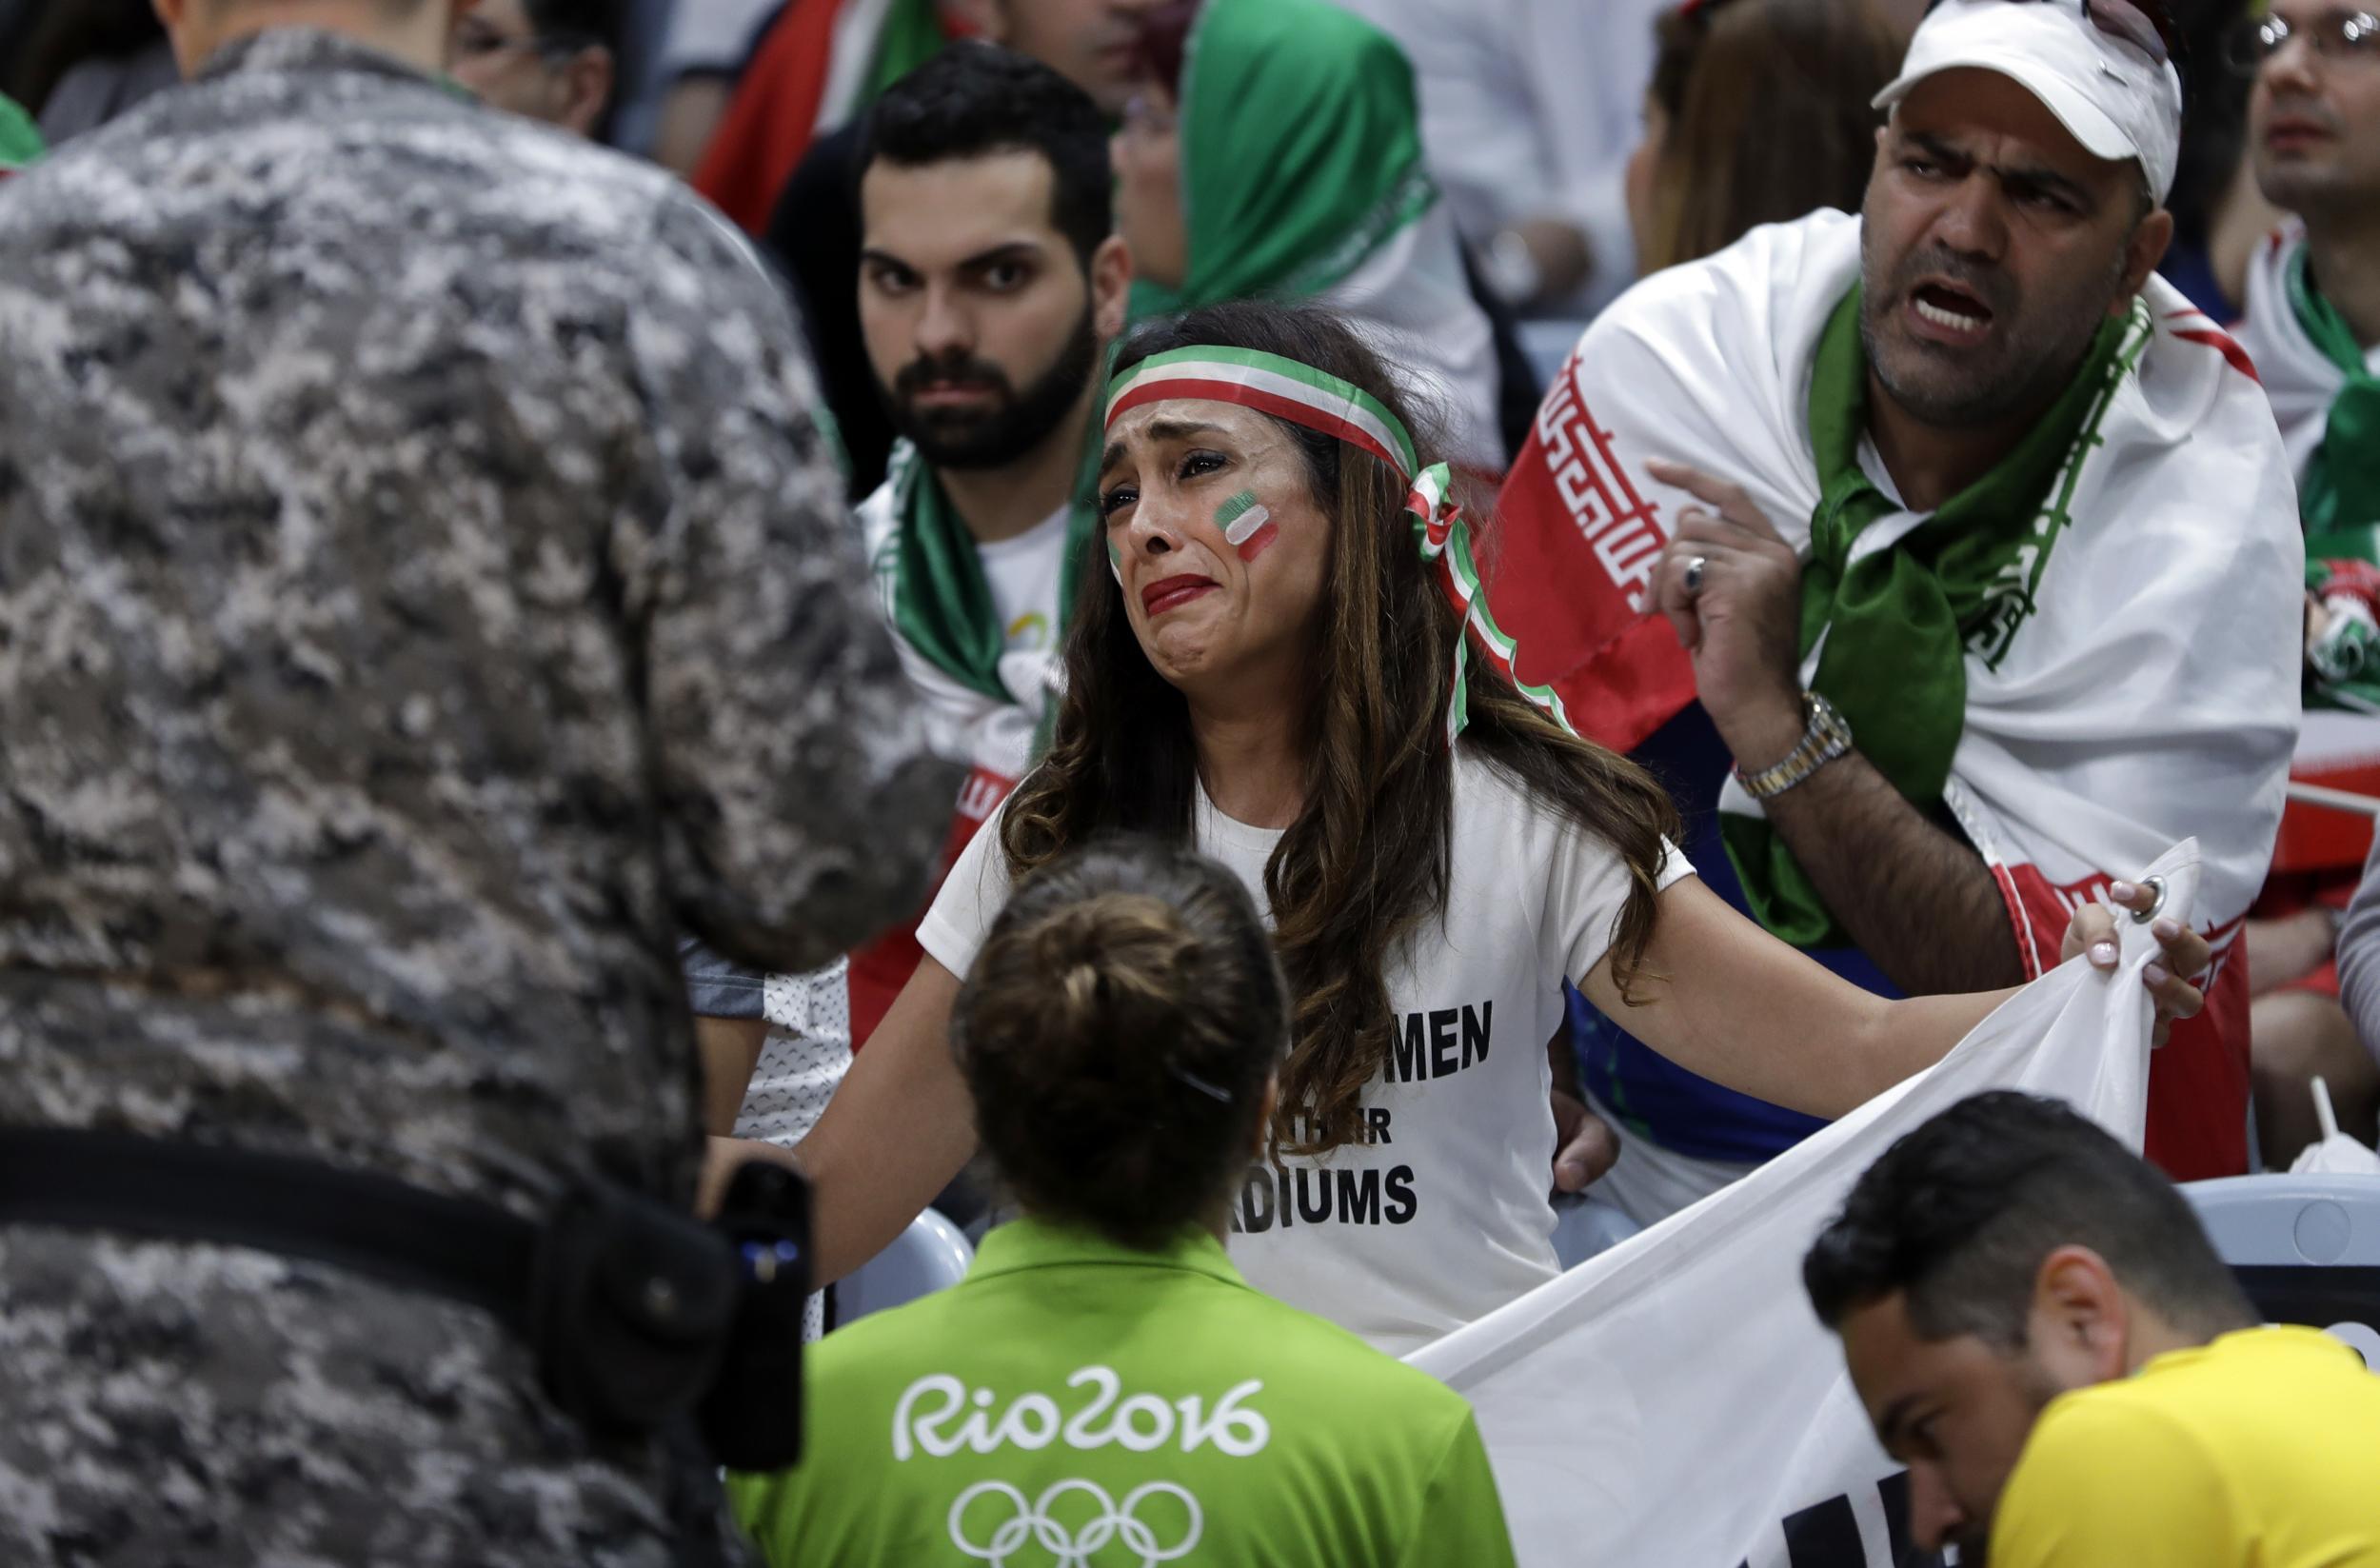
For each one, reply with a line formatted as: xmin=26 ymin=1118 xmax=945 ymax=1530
xmin=1003 ymin=302 xmax=1678 ymax=1158
xmin=1641 ymin=0 xmax=1905 ymax=275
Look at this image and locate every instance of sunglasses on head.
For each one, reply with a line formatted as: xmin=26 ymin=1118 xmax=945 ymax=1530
xmin=1920 ymin=0 xmax=2185 ymax=67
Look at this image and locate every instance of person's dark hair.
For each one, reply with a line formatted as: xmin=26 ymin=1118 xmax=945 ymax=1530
xmin=1641 ymin=0 xmax=1906 ymax=274
xmin=3 ymin=0 xmax=160 ymax=114
xmin=1002 ymin=300 xmax=1680 ymax=1159
xmin=953 ymin=838 xmax=1288 ymax=1250
xmin=1804 ymin=1091 xmax=2256 ymax=1348
xmin=857 ymin=42 xmax=1114 ymax=268
xmin=523 ymin=0 xmax=626 ymax=62
xmin=2165 ymin=0 xmax=2251 ymax=250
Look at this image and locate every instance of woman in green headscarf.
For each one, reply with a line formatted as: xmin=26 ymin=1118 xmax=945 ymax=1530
xmin=1111 ymin=0 xmax=1506 ymax=469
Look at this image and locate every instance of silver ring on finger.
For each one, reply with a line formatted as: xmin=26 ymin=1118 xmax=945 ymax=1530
xmin=1682 ymin=554 xmax=1709 ymax=597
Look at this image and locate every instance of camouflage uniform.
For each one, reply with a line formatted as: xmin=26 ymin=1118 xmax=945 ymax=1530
xmin=0 ymin=27 xmax=959 ymax=1568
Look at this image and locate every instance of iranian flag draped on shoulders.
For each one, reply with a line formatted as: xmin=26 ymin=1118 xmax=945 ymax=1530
xmin=1489 ymin=207 xmax=2301 ymax=1178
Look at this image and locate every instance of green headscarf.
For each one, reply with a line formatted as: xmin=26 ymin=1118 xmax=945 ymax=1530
xmin=1128 ymin=0 xmax=1438 ymax=320
xmin=2287 ymin=246 xmax=2380 ymax=537
xmin=0 ymin=93 xmax=43 ymax=173
xmin=1723 ymin=288 xmax=2150 ymax=947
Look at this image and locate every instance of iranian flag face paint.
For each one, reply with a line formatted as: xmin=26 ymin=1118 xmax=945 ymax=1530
xmin=1215 ymin=490 xmax=1278 ymax=562
xmin=1107 ymin=535 xmax=1124 ymax=584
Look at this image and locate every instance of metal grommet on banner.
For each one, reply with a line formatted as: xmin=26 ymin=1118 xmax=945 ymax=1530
xmin=2129 ymin=875 xmax=2168 ymax=924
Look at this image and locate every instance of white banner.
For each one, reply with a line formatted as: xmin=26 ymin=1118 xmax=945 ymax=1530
xmin=1407 ymin=841 xmax=2201 ymax=1568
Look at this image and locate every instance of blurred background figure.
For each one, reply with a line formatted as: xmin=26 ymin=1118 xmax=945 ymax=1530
xmin=1333 ymin=0 xmax=1672 ymax=318
xmin=1 ymin=0 xmax=176 ymax=146
xmin=2233 ymin=0 xmax=2380 ymax=1164
xmin=1622 ymin=0 xmax=1906 ymax=280
xmin=1115 ymin=0 xmax=1510 ymax=468
xmin=688 ymin=0 xmax=1154 ymax=233
xmin=2155 ymin=0 xmax=2288 ymax=317
xmin=728 ymin=840 xmax=1519 ymax=1568
xmin=446 ymin=0 xmax=624 ymax=138
xmin=637 ymin=0 xmax=779 ymax=169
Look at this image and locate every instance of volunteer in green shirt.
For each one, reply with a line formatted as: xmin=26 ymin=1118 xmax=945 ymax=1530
xmin=728 ymin=837 xmax=1519 ymax=1567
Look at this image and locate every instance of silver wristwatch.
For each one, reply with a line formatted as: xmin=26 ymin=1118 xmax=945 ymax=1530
xmin=1735 ymin=691 xmax=1854 ymax=801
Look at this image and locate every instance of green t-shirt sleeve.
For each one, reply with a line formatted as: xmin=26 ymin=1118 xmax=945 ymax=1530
xmin=1391 ymin=1412 xmax=1518 ymax=1568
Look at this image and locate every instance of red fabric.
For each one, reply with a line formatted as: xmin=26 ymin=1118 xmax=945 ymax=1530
xmin=1485 ymin=372 xmax=1693 ymax=752
xmin=1991 ymin=861 xmax=2251 ymax=1181
xmin=691 ymin=0 xmax=849 ymax=235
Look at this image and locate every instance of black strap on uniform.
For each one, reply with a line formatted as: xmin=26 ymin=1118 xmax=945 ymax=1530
xmin=0 ymin=1125 xmax=538 ymax=1335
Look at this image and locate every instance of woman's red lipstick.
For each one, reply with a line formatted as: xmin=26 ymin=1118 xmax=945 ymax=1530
xmin=1140 ymin=574 xmax=1217 ymax=617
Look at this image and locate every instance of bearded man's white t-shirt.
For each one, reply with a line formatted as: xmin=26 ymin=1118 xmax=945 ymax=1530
xmin=917 ymin=746 xmax=1692 ymax=1356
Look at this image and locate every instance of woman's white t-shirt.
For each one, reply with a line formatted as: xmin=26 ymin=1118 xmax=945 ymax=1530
xmin=916 ymin=748 xmax=1692 ymax=1356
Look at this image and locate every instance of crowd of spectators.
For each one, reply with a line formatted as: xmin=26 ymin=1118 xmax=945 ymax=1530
xmin=0 ymin=0 xmax=2375 ymax=1563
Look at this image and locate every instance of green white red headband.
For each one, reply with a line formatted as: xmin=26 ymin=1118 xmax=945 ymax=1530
xmin=1102 ymin=345 xmax=1576 ymax=744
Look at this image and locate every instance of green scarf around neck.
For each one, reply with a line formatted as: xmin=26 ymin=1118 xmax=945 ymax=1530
xmin=1722 ymin=287 xmax=2148 ymax=948
xmin=2287 ymin=245 xmax=2380 ymax=536
xmin=887 ymin=417 xmax=1102 ymax=735
xmin=1127 ymin=0 xmax=1436 ymax=321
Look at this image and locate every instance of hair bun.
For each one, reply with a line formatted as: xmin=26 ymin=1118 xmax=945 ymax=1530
xmin=950 ymin=839 xmax=1290 ymax=1251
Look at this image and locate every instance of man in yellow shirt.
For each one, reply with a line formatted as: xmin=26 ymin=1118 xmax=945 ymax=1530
xmin=1803 ymin=1091 xmax=2380 ymax=1564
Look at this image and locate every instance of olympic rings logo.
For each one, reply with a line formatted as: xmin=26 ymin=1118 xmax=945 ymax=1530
xmin=947 ymin=1479 xmax=1203 ymax=1567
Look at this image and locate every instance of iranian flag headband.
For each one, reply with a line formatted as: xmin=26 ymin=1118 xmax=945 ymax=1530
xmin=1102 ymin=345 xmax=1577 ymax=744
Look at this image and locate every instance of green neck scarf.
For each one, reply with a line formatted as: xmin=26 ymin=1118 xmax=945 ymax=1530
xmin=1723 ymin=288 xmax=2147 ymax=947
xmin=2288 ymin=246 xmax=2380 ymax=535
xmin=887 ymin=417 xmax=1102 ymax=729
xmin=1127 ymin=0 xmax=1436 ymax=321
xmin=0 ymin=92 xmax=43 ymax=172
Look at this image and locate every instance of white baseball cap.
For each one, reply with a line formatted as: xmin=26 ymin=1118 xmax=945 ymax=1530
xmin=1873 ymin=0 xmax=2185 ymax=204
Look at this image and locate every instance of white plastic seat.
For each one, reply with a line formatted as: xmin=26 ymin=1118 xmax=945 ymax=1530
xmin=834 ymin=1207 xmax=974 ymax=1326
xmin=2184 ymin=1174 xmax=2380 ymax=1369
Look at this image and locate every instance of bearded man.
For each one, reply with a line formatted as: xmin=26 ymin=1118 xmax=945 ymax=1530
xmin=1490 ymin=0 xmax=2301 ymax=1219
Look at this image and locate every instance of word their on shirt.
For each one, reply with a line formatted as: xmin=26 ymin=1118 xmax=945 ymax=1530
xmin=1233 ymin=998 xmax=1494 ymax=1235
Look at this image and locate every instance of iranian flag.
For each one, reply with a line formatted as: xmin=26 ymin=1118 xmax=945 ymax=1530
xmin=691 ymin=0 xmax=971 ymax=233
xmin=1484 ymin=209 xmax=2302 ymax=1180
xmin=1410 ymin=844 xmax=2195 ymax=1568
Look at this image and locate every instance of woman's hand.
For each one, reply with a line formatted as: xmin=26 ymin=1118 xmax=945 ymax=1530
xmin=1551 ymin=1087 xmax=1620 ymax=1194
xmin=2062 ymin=879 xmax=2212 ymax=1046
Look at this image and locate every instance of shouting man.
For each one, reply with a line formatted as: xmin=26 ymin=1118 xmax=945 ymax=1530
xmin=1491 ymin=0 xmax=2301 ymax=1220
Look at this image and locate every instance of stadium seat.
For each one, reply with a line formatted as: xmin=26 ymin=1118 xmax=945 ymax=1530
xmin=2185 ymin=1175 xmax=2380 ymax=1369
xmin=835 ymin=1207 xmax=974 ymax=1324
